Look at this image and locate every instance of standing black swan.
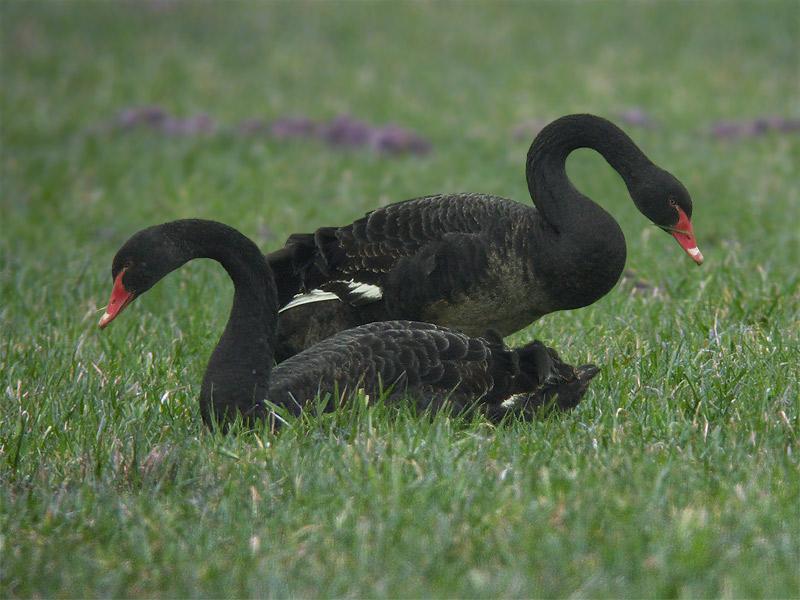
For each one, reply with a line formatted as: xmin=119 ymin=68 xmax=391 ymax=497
xmin=270 ymin=114 xmax=703 ymax=361
xmin=98 ymin=220 xmax=599 ymax=429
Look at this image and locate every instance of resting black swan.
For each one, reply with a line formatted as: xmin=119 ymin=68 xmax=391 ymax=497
xmin=269 ymin=114 xmax=703 ymax=360
xmin=98 ymin=219 xmax=599 ymax=429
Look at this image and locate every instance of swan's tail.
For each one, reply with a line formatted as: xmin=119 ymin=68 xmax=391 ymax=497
xmin=538 ymin=362 xmax=600 ymax=411
xmin=511 ymin=341 xmax=600 ymax=414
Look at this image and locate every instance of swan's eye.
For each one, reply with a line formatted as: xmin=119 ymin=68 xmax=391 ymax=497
xmin=669 ymin=198 xmax=678 ymax=207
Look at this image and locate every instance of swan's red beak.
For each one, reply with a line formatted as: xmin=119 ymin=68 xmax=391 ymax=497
xmin=98 ymin=269 xmax=135 ymax=328
xmin=669 ymin=207 xmax=704 ymax=265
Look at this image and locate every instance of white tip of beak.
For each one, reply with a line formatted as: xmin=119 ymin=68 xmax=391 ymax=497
xmin=98 ymin=311 xmax=112 ymax=328
xmin=687 ymin=246 xmax=704 ymax=265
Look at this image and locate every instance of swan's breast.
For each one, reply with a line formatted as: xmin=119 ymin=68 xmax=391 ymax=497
xmin=419 ymin=251 xmax=551 ymax=337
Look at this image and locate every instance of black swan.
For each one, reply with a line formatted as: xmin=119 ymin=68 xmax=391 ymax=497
xmin=269 ymin=114 xmax=703 ymax=361
xmin=98 ymin=219 xmax=599 ymax=429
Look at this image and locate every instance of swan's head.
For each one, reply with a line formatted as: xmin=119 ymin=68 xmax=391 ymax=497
xmin=630 ymin=166 xmax=703 ymax=265
xmin=99 ymin=223 xmax=189 ymax=328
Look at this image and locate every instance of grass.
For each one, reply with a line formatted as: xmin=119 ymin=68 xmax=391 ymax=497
xmin=2 ymin=1 xmax=799 ymax=597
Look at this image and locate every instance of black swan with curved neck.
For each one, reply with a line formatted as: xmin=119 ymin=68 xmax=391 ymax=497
xmin=270 ymin=114 xmax=703 ymax=361
xmin=98 ymin=219 xmax=599 ymax=429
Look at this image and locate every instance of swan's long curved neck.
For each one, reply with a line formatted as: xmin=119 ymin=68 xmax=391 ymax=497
xmin=166 ymin=221 xmax=278 ymax=428
xmin=526 ymin=114 xmax=652 ymax=234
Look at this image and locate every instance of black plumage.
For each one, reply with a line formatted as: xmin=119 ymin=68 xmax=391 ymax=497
xmin=271 ymin=114 xmax=703 ymax=361
xmin=99 ymin=219 xmax=598 ymax=430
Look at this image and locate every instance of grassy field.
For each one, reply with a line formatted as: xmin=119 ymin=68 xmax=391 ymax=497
xmin=2 ymin=1 xmax=799 ymax=597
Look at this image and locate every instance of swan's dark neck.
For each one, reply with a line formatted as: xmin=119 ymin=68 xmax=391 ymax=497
xmin=525 ymin=115 xmax=652 ymax=309
xmin=526 ymin=114 xmax=652 ymax=234
xmin=163 ymin=221 xmax=278 ymax=428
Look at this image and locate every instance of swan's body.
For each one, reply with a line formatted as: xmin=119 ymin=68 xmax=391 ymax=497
xmin=270 ymin=114 xmax=703 ymax=361
xmin=99 ymin=220 xmax=598 ymax=429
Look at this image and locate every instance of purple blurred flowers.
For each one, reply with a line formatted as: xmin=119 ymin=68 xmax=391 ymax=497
xmin=709 ymin=116 xmax=800 ymax=140
xmin=109 ymin=107 xmax=431 ymax=156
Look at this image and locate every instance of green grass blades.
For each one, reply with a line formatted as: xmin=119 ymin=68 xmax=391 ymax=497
xmin=2 ymin=1 xmax=799 ymax=597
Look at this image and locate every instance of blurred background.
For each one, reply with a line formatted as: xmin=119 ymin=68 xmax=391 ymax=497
xmin=3 ymin=1 xmax=798 ymax=245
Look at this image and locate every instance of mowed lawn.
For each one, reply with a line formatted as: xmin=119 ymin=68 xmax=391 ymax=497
xmin=2 ymin=2 xmax=799 ymax=597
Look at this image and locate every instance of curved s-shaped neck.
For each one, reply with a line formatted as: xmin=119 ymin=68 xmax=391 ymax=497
xmin=166 ymin=220 xmax=278 ymax=428
xmin=526 ymin=114 xmax=652 ymax=233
